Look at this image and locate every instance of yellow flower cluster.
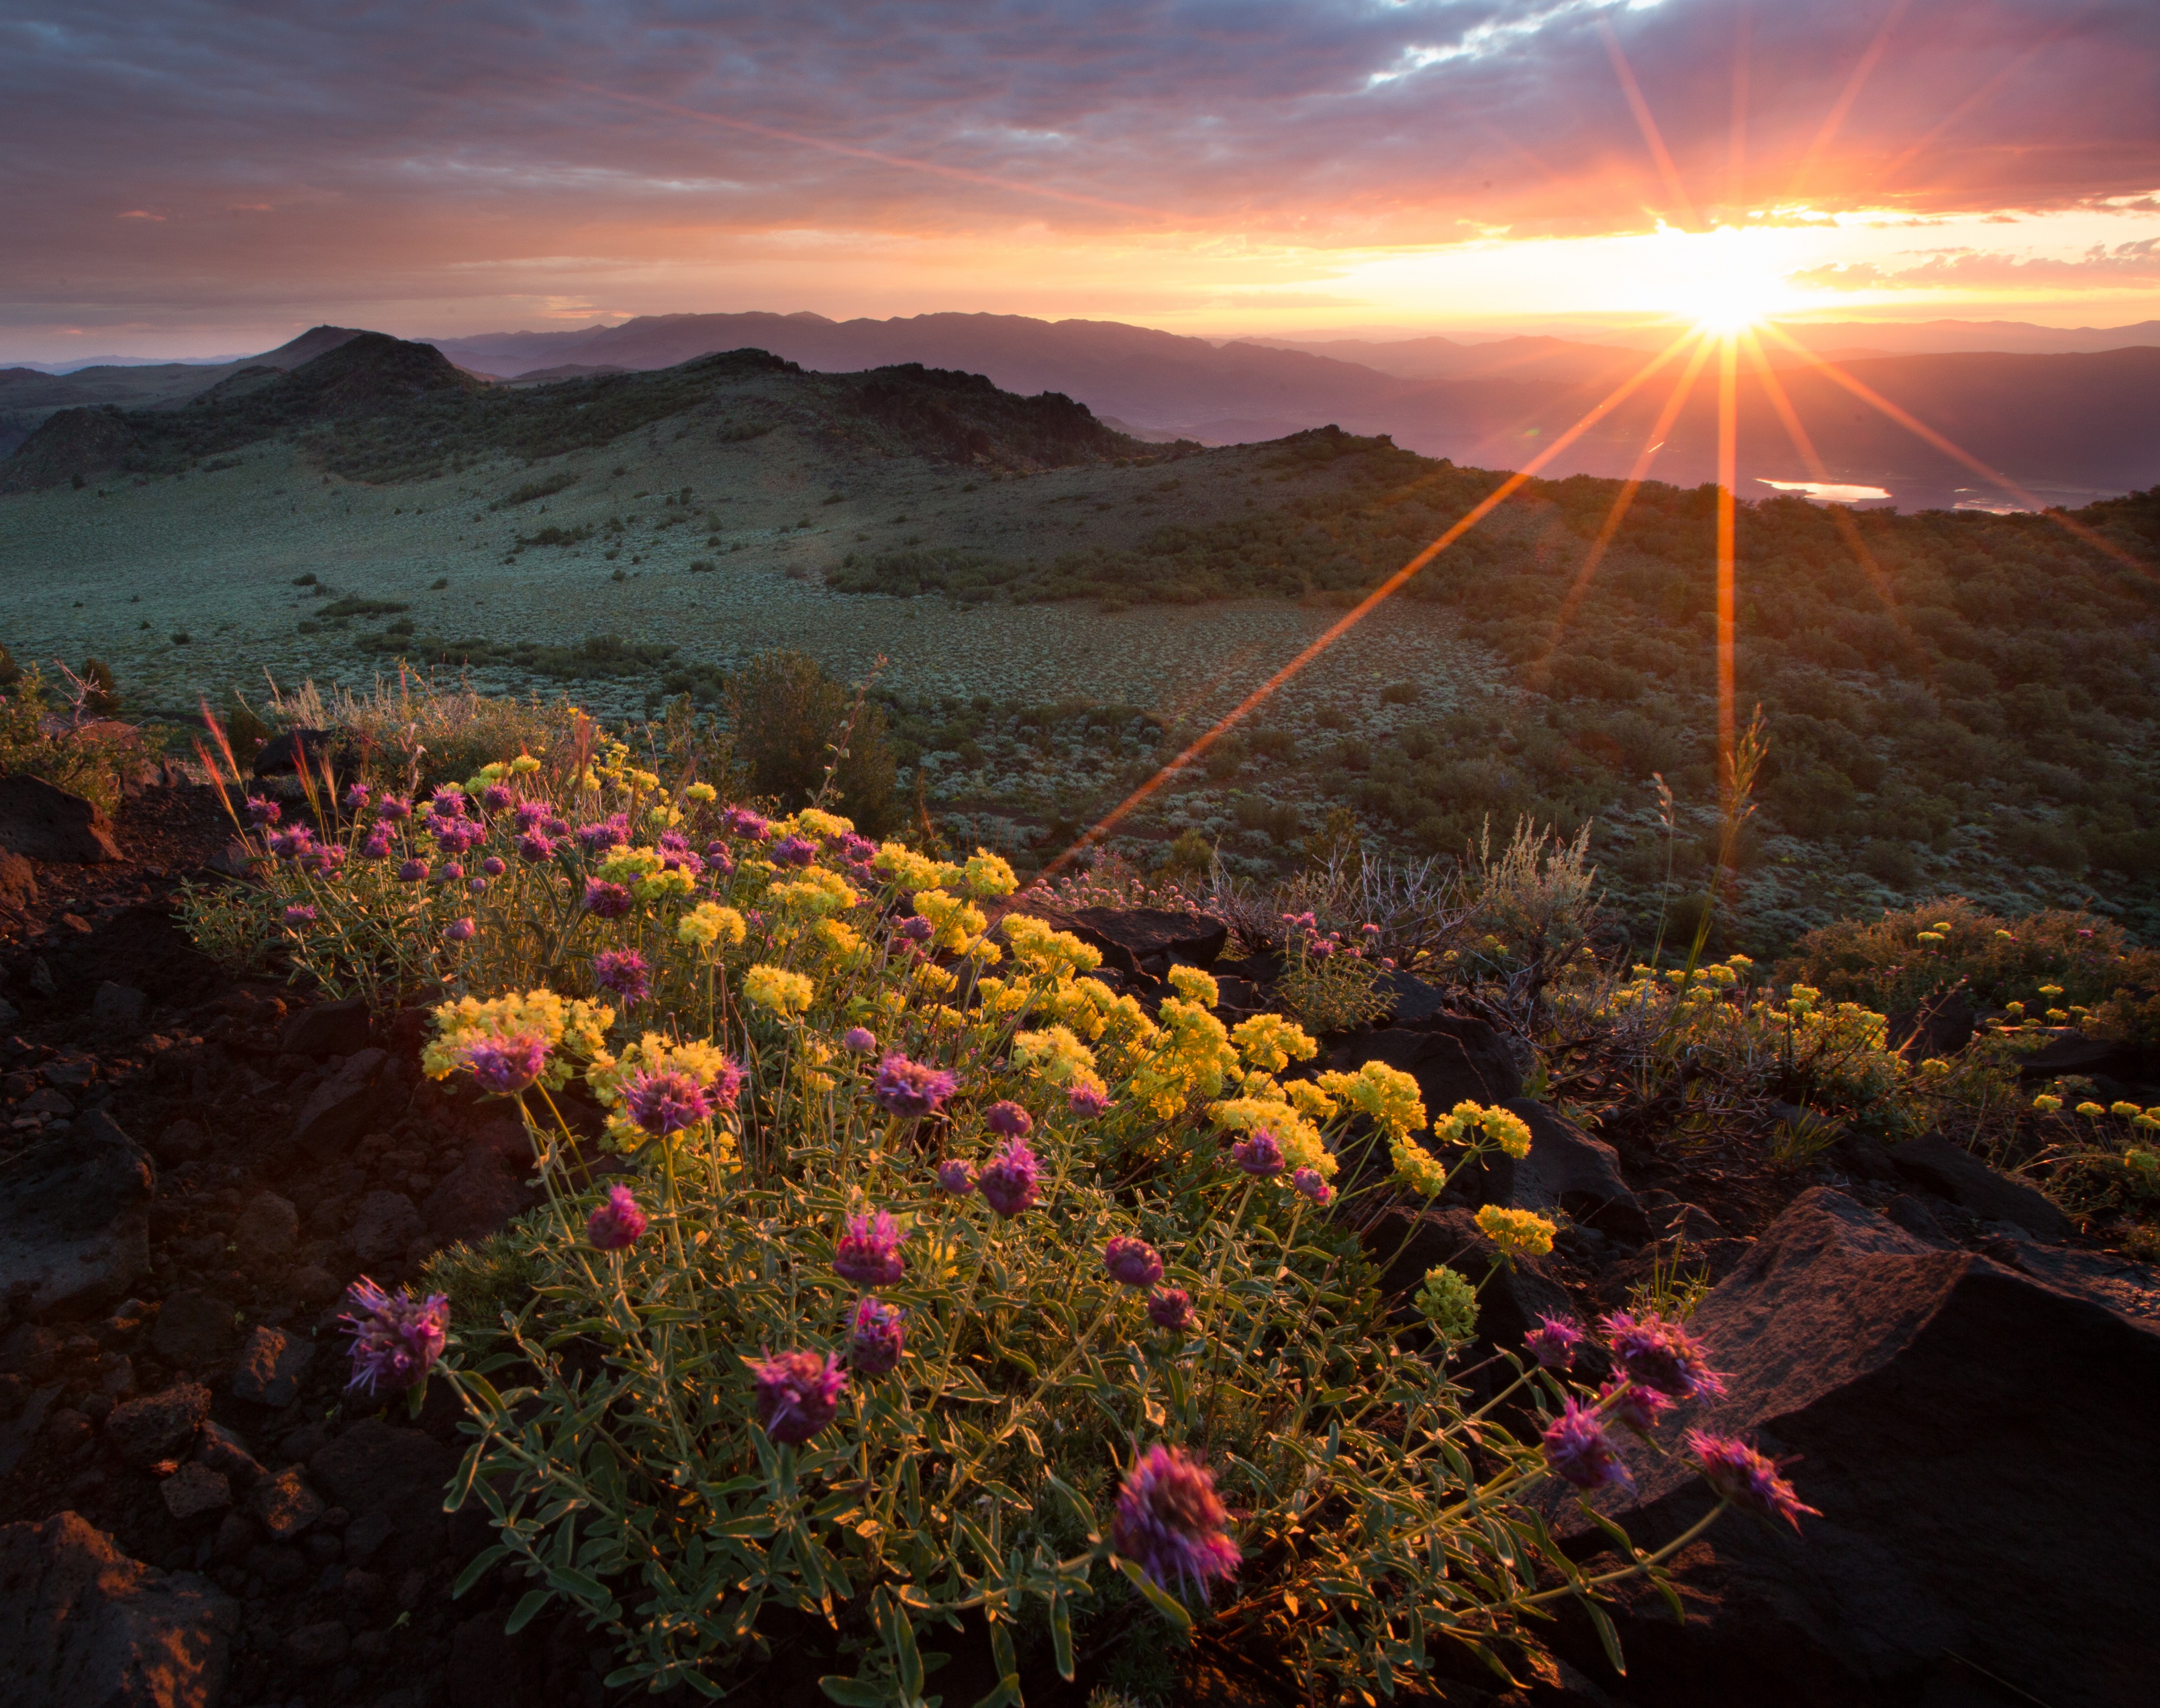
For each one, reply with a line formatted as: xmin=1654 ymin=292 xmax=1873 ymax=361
xmin=1210 ymin=1093 xmax=1335 ymax=1179
xmin=678 ymin=903 xmax=747 ymax=950
xmin=786 ymin=807 xmax=854 ymax=841
xmin=912 ymin=889 xmax=990 ymax=956
xmin=1001 ymin=914 xmax=1103 ymax=978
xmin=685 ymin=782 xmax=718 ymax=805
xmin=1431 ymin=1100 xmax=1533 ymax=1159
xmin=767 ymin=868 xmax=858 ymax=918
xmin=1128 ymin=997 xmax=1239 ymax=1118
xmin=1475 ymin=1205 xmax=1556 ymax=1259
xmin=1166 ymin=965 xmax=1219 ymax=1008
xmin=872 ymin=843 xmax=947 ymax=890
xmin=588 ymin=1033 xmax=740 ymax=1155
xmin=422 ymin=989 xmax=615 ymax=1089
xmin=1011 ymin=1024 xmax=1106 ymax=1098
xmin=1389 ymin=1136 xmax=1451 ymax=1197
xmin=1315 ymin=1061 xmax=1427 ymax=1139
xmin=955 ymin=849 xmax=1019 ymax=900
xmin=744 ymin=964 xmax=815 ymax=1017
xmin=810 ymin=917 xmax=869 ymax=970
xmin=1231 ymin=1012 xmax=1319 ymax=1074
xmin=2031 ymin=1093 xmax=2063 ymax=1113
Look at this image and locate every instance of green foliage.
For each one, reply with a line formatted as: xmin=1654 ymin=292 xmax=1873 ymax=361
xmin=0 ymin=665 xmax=145 ymax=814
xmin=728 ymin=650 xmax=899 ymax=834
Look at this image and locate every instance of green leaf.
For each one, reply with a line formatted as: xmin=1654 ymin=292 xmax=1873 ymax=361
xmin=1116 ymin=1557 xmax=1192 ymax=1631
xmin=1038 ymin=1473 xmax=1098 ymax=1536
xmin=818 ymin=1677 xmax=892 ymax=1706
xmin=451 ymin=1544 xmax=510 ymax=1600
xmin=1048 ymin=1592 xmax=1074 ymax=1681
xmin=461 ymin=1371 xmax=507 ymax=1416
xmin=1584 ymin=1598 xmax=1628 ymax=1677
xmin=443 ymin=1444 xmax=485 ymax=1514
xmin=503 ymin=1589 xmax=554 ymax=1636
xmin=544 ymin=1565 xmax=612 ymax=1605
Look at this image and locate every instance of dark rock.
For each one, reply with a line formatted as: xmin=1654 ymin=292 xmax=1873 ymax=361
xmin=290 ymin=1047 xmax=390 ymax=1156
xmin=0 ymin=1107 xmax=154 ymax=1313
xmin=422 ymin=1145 xmax=541 ymax=1244
xmin=158 ymin=1463 xmax=232 ymax=1524
xmin=1551 ymin=1188 xmax=2160 ymax=1708
xmin=208 ymin=1512 xmax=254 ymax=1568
xmin=48 ymin=1407 xmax=94 ymax=1454
xmin=230 ymin=1326 xmax=313 ymax=1408
xmin=152 ymin=1121 xmax=208 ymax=1167
xmin=251 ymin=727 xmax=333 ymax=779
xmin=247 ymin=1467 xmax=323 ymax=1542
xmin=243 ymin=1542 xmax=308 ymax=1590
xmin=1327 ymin=1009 xmax=1524 ymax=1119
xmin=1882 ymin=1193 xmax=1950 ymax=1244
xmin=1978 ymin=1225 xmax=2160 ymax=1330
xmin=280 ymin=998 xmax=372 ymax=1059
xmin=349 ymin=1191 xmax=422 ymax=1265
xmin=285 ymin=1621 xmax=350 ymax=1667
xmin=0 ymin=775 xmax=121 ymax=863
xmin=0 ymin=846 xmax=37 ymax=909
xmin=1474 ymin=1101 xmax=1650 ymax=1244
xmin=1884 ymin=990 xmax=1974 ymax=1063
xmin=47 ymin=906 xmax=223 ymax=1009
xmin=2016 ymin=1029 xmax=2146 ymax=1083
xmin=1889 ymin=1131 xmax=2066 ymax=1241
xmin=0 ymin=1510 xmax=237 ymax=1708
xmin=103 ymin=1382 xmax=210 ymax=1468
xmin=288 ymin=1265 xmax=340 ymax=1307
xmin=148 ymin=1292 xmax=237 ymax=1371
xmin=308 ymin=1418 xmax=456 ymax=1571
xmin=1361 ymin=1205 xmax=1574 ymax=1352
xmin=91 ymin=982 xmax=148 ymax=1031
xmin=999 ymin=902 xmax=1227 ymax=978
xmin=192 ymin=1422 xmax=264 ymax=1489
xmin=231 ymin=1192 xmax=298 ymax=1260
xmin=449 ymin=1609 xmax=552 ymax=1708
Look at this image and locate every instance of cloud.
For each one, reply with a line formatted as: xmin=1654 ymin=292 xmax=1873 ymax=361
xmin=2 ymin=0 xmax=2157 ymax=336
xmin=1791 ymin=238 xmax=2160 ymax=291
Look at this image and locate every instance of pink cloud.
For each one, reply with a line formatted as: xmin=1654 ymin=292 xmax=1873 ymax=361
xmin=1792 ymin=238 xmax=2160 ymax=291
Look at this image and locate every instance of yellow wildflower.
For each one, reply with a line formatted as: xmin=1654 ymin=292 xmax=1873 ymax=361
xmin=743 ymin=964 xmax=815 ymax=1017
xmin=1282 ymin=1079 xmax=1338 ymax=1123
xmin=768 ymin=868 xmax=858 ymax=917
xmin=1232 ymin=1012 xmax=1319 ymax=1074
xmin=955 ymin=848 xmax=1018 ymax=900
xmin=1475 ymin=1205 xmax=1556 ymax=1260
xmin=1415 ymin=1266 xmax=1478 ymax=1343
xmin=2110 ymin=1101 xmax=2142 ymax=1119
xmin=1212 ymin=1096 xmax=1334 ymax=1178
xmin=679 ymin=903 xmax=747 ymax=950
xmin=685 ymin=782 xmax=717 ymax=804
xmin=913 ymin=888 xmax=988 ymax=955
xmin=1315 ymin=1061 xmax=1426 ymax=1139
xmin=587 ymin=1032 xmax=742 ymax=1156
xmin=1012 ymin=1024 xmax=1100 ymax=1086
xmin=2076 ymin=1101 xmax=2108 ymax=1118
xmin=1389 ymin=1136 xmax=1451 ymax=1197
xmin=510 ymin=754 xmax=542 ymax=775
xmin=873 ymin=843 xmax=947 ymax=890
xmin=1166 ymin=964 xmax=1220 ymax=1008
xmin=788 ymin=807 xmax=854 ymax=841
xmin=423 ymin=989 xmax=615 ymax=1089
xmin=912 ymin=961 xmax=959 ymax=997
xmin=1918 ymin=1058 xmax=1952 ymax=1078
xmin=1432 ymin=1100 xmax=1532 ymax=1159
xmin=1001 ymin=913 xmax=1103 ymax=978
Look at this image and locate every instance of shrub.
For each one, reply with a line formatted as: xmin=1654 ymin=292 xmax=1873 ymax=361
xmin=728 ymin=650 xmax=899 ymax=834
xmin=0 ymin=666 xmax=147 ymax=814
xmin=205 ymin=735 xmax=1778 ymax=1700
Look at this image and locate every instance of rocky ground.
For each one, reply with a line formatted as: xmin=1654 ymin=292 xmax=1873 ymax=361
xmin=0 ymin=785 xmax=2154 ymax=1708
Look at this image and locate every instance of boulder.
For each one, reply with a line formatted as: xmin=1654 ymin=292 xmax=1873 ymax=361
xmin=423 ymin=1142 xmax=542 ymax=1244
xmin=1550 ymin=1189 xmax=2160 ymax=1707
xmin=0 ymin=1108 xmax=154 ymax=1313
xmin=1326 ymin=1009 xmax=1525 ymax=1118
xmin=350 ymin=1191 xmax=423 ymax=1264
xmin=147 ymin=1292 xmax=237 ymax=1371
xmin=1888 ymin=1131 xmax=2066 ymax=1241
xmin=192 ymin=1422 xmax=264 ymax=1489
xmin=2016 ymin=1029 xmax=2147 ymax=1084
xmin=250 ymin=726 xmax=340 ymax=779
xmin=1376 ymin=969 xmax=1451 ymax=1025
xmin=1360 ymin=1204 xmax=1575 ymax=1353
xmin=247 ymin=1467 xmax=323 ymax=1542
xmin=231 ymin=1191 xmax=298 ymax=1260
xmin=279 ymin=997 xmax=371 ymax=1058
xmin=103 ymin=1383 xmax=211 ymax=1469
xmin=0 ymin=775 xmax=121 ymax=863
xmin=90 ymin=982 xmax=147 ymax=1031
xmin=308 ymin=1418 xmax=456 ymax=1570
xmin=230 ymin=1326 xmax=314 ymax=1408
xmin=998 ymin=902 xmax=1226 ymax=979
xmin=1474 ymin=1101 xmax=1650 ymax=1243
xmin=0 ymin=846 xmax=37 ymax=909
xmin=0 ymin=1510 xmax=237 ymax=1708
xmin=157 ymin=1463 xmax=232 ymax=1524
xmin=289 ymin=1047 xmax=390 ymax=1156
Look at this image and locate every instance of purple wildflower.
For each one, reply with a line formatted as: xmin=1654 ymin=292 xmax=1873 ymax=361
xmin=842 ymin=1026 xmax=879 ymax=1056
xmin=515 ymin=801 xmax=548 ymax=829
xmin=1524 ymin=1314 xmax=1584 ymax=1371
xmin=772 ymin=834 xmax=817 ymax=868
xmin=624 ymin=1069 xmax=711 ymax=1136
xmin=342 ymin=782 xmax=370 ymax=811
xmin=587 ymin=1184 xmax=649 ymax=1251
xmin=282 ymin=904 xmax=318 ymax=927
xmin=430 ymin=787 xmax=466 ymax=818
xmin=444 ymin=917 xmax=476 ymax=943
xmin=836 ymin=832 xmax=878 ymax=863
xmin=703 ymin=841 xmax=735 ymax=875
xmin=583 ymin=879 xmax=632 ymax=919
xmin=1147 ymin=1288 xmax=1194 ymax=1332
xmin=246 ymin=795 xmax=281 ymax=825
xmin=984 ymin=1100 xmax=1032 ymax=1138
xmin=897 ymin=915 xmax=935 ymax=945
xmin=935 ymin=1158 xmax=978 ymax=1196
xmin=1687 ymin=1432 xmax=1819 ymax=1530
xmin=1288 ymin=1166 xmax=1333 ymax=1206
xmin=978 ymin=1135 xmax=1042 ymax=1217
xmin=463 ymin=1031 xmax=548 ymax=1096
xmin=1111 ymin=1447 xmax=1240 ymax=1599
xmin=481 ymin=855 xmax=507 ymax=877
xmin=360 ymin=829 xmax=392 ymax=860
xmin=518 ymin=831 xmax=557 ymax=863
xmin=593 ymin=949 xmax=651 ymax=1004
xmin=481 ymin=784 xmax=515 ymax=813
xmin=707 ymin=1057 xmax=746 ymax=1109
xmin=302 ymin=845 xmax=343 ymax=877
xmin=1542 ymin=1398 xmax=1632 ymax=1491
xmin=723 ymin=807 xmax=771 ymax=840
xmin=1068 ymin=1083 xmax=1110 ymax=1117
xmin=1599 ymin=1378 xmax=1672 ymax=1435
xmin=1230 ymin=1130 xmax=1285 ymax=1178
xmin=1601 ymin=1311 xmax=1728 ymax=1401
xmin=376 ymin=795 xmax=413 ymax=822
xmin=833 ymin=1210 xmax=907 ymax=1287
xmin=340 ymin=1278 xmax=449 ymax=1395
xmin=396 ymin=858 xmax=429 ymax=884
xmin=1104 ymin=1236 xmax=1164 ymax=1289
xmin=438 ymin=861 xmax=464 ymax=883
xmin=847 ymin=1297 xmax=907 ymax=1377
xmin=576 ymin=814 xmax=629 ymax=853
xmin=750 ymin=1350 xmax=846 ymax=1446
xmin=871 ymin=1054 xmax=959 ymax=1119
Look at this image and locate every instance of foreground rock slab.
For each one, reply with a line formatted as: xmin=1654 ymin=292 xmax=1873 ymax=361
xmin=0 ymin=774 xmax=122 ymax=862
xmin=1555 ymin=1188 xmax=2160 ymax=1707
xmin=0 ymin=1510 xmax=237 ymax=1708
xmin=0 ymin=1108 xmax=155 ymax=1313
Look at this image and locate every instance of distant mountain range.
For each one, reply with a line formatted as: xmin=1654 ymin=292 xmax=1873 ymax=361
xmin=7 ymin=312 xmax=2157 ymax=509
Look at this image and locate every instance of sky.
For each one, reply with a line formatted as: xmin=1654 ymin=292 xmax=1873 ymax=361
xmin=4 ymin=0 xmax=2158 ymax=359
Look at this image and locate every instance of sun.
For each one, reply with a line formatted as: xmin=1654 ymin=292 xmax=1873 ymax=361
xmin=1663 ymin=226 xmax=1796 ymax=334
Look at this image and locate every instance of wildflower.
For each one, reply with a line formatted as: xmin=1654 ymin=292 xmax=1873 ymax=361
xmin=1146 ymin=1288 xmax=1194 ymax=1331
xmin=750 ymin=1350 xmax=846 ymax=1446
xmin=847 ymin=1298 xmax=906 ymax=1378
xmin=586 ymin=1185 xmax=649 ymax=1251
xmin=1433 ymin=1101 xmax=1534 ymax=1160
xmin=1688 ymin=1431 xmax=1819 ymax=1530
xmin=444 ymin=917 xmax=476 ymax=943
xmin=978 ymin=1135 xmax=1042 ymax=1217
xmin=246 ymin=796 xmax=281 ymax=825
xmin=871 ymin=1054 xmax=958 ymax=1118
xmin=462 ymin=1031 xmax=548 ymax=1096
xmin=1068 ymin=1082 xmax=1110 ymax=1117
xmin=480 ymin=855 xmax=507 ymax=878
xmin=2111 ymin=1101 xmax=2142 ymax=1119
xmin=1524 ymin=1314 xmax=1584 ymax=1370
xmin=678 ymin=902 xmax=746 ymax=949
xmin=1601 ymin=1310 xmax=1727 ymax=1400
xmin=1230 ymin=1012 xmax=1319 ymax=1074
xmin=360 ymin=828 xmax=392 ymax=860
xmin=481 ymin=784 xmax=514 ymax=813
xmin=2076 ymin=1101 xmax=2108 ymax=1118
xmin=1230 ymin=1129 xmax=1285 ymax=1177
xmin=1600 ymin=1378 xmax=1671 ymax=1434
xmin=897 ymin=915 xmax=935 ymax=945
xmin=624 ymin=1069 xmax=711 ymax=1136
xmin=833 ymin=1210 xmax=907 ymax=1287
xmin=935 ymin=1157 xmax=978 ymax=1196
xmin=708 ymin=1055 xmax=746 ymax=1109
xmin=397 ymin=858 xmax=429 ymax=883
xmin=593 ymin=949 xmax=651 ymax=1004
xmin=842 ymin=1026 xmax=879 ymax=1055
xmin=1542 ymin=1398 xmax=1632 ymax=1492
xmin=1315 ymin=1061 xmax=1426 ymax=1138
xmin=1289 ymin=1166 xmax=1333 ymax=1206
xmin=772 ymin=834 xmax=818 ymax=868
xmin=1476 ymin=1205 xmax=1557 ymax=1261
xmin=1415 ymin=1266 xmax=1479 ymax=1344
xmin=430 ymin=786 xmax=466 ymax=818
xmin=583 ymin=879 xmax=632 ymax=920
xmin=1389 ymin=1136 xmax=1452 ymax=1198
xmin=439 ymin=861 xmax=465 ymax=883
xmin=342 ymin=782 xmax=370 ymax=810
xmin=2031 ymin=1094 xmax=2063 ymax=1113
xmin=515 ymin=801 xmax=548 ymax=829
xmin=744 ymin=964 xmax=815 ymax=1017
xmin=340 ymin=1278 xmax=449 ymax=1395
xmin=984 ymin=1099 xmax=1032 ymax=1138
xmin=1104 ymin=1236 xmax=1165 ymax=1289
xmin=282 ymin=904 xmax=318 ymax=927
xmin=423 ymin=990 xmax=613 ymax=1090
xmin=518 ymin=831 xmax=557 ymax=863
xmin=376 ymin=795 xmax=413 ymax=822
xmin=684 ymin=781 xmax=717 ymax=805
xmin=1111 ymin=1447 xmax=1239 ymax=1599
xmin=723 ymin=807 xmax=772 ymax=840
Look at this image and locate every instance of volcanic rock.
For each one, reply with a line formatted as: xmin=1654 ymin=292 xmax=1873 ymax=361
xmin=0 ymin=775 xmax=121 ymax=862
xmin=289 ymin=1047 xmax=390 ymax=1156
xmin=230 ymin=1326 xmax=313 ymax=1408
xmin=103 ymin=1383 xmax=210 ymax=1469
xmin=1326 ymin=1009 xmax=1524 ymax=1117
xmin=0 ymin=1107 xmax=154 ymax=1313
xmin=1472 ymin=1100 xmax=1650 ymax=1243
xmin=307 ymin=1419 xmax=456 ymax=1570
xmin=349 ymin=1191 xmax=423 ymax=1264
xmin=279 ymin=997 xmax=370 ymax=1058
xmin=147 ymin=1292 xmax=237 ymax=1371
xmin=1888 ymin=1131 xmax=2066 ymax=1240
